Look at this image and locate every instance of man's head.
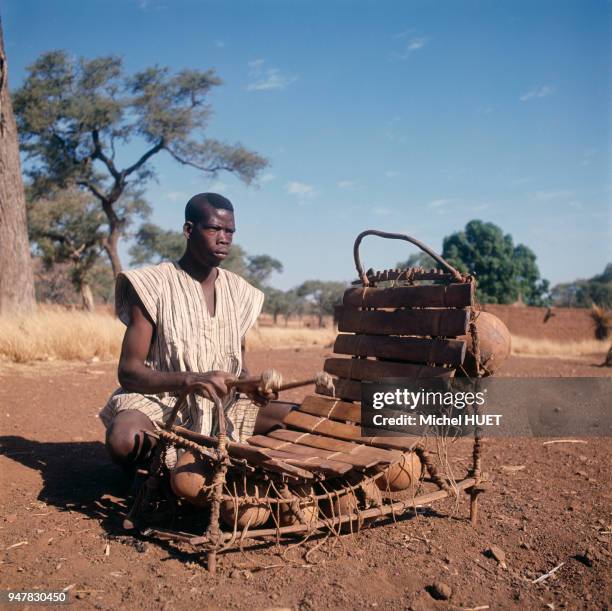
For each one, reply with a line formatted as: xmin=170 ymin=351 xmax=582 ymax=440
xmin=183 ymin=193 xmax=235 ymax=267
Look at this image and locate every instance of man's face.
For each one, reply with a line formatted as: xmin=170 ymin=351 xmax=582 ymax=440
xmin=184 ymin=206 xmax=235 ymax=267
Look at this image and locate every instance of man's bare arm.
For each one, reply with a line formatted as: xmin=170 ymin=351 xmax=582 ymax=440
xmin=117 ymin=285 xmax=234 ymax=397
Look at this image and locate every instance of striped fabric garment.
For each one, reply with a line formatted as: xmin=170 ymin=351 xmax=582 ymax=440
xmin=99 ymin=262 xmax=264 ymax=449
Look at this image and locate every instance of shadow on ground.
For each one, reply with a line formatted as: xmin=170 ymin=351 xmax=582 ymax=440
xmin=0 ymin=435 xmax=128 ymax=533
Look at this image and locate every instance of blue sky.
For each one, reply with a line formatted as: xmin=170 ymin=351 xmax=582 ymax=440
xmin=3 ymin=0 xmax=611 ymax=289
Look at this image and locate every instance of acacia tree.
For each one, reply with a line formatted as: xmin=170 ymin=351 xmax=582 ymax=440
xmin=13 ymin=51 xmax=268 ymax=277
xmin=28 ymin=187 xmax=142 ymax=310
xmin=296 ymin=280 xmax=347 ymax=327
xmin=246 ymin=255 xmax=283 ymax=289
xmin=263 ymin=288 xmax=305 ymax=325
xmin=129 ymin=222 xmax=184 ymax=266
xmin=0 ymin=18 xmax=36 ymax=314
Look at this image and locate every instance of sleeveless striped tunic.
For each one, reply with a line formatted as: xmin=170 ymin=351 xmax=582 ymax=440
xmin=99 ymin=262 xmax=264 ymax=443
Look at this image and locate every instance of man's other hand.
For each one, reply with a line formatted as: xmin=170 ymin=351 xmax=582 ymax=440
xmin=247 ymin=384 xmax=279 ymax=408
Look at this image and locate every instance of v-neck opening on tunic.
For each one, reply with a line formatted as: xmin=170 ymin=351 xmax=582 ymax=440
xmin=173 ymin=262 xmax=223 ymax=319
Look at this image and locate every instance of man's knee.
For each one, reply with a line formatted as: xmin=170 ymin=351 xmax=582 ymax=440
xmin=105 ymin=411 xmax=155 ymax=464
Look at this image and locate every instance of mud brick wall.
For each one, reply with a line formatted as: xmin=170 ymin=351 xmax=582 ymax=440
xmin=483 ymin=304 xmax=596 ymax=342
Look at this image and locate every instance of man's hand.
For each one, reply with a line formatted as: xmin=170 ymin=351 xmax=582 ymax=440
xmin=246 ymin=384 xmax=278 ymax=408
xmin=183 ymin=371 xmax=236 ymax=403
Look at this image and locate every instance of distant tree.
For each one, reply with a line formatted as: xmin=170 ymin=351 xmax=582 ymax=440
xmin=27 ymin=187 xmax=123 ymax=310
xmin=263 ymin=288 xmax=304 ymax=325
xmin=33 ymin=259 xmax=77 ymax=305
xmin=550 ymin=264 xmax=612 ymax=308
xmin=442 ymin=220 xmax=549 ymax=305
xmin=263 ymin=288 xmax=287 ymax=324
xmin=296 ymin=280 xmax=347 ymax=327
xmin=281 ymin=289 xmax=306 ymax=325
xmin=129 ymin=223 xmax=184 ymax=266
xmin=247 ymin=255 xmax=283 ymax=289
xmin=34 ymin=259 xmax=114 ymax=306
xmin=0 ymin=19 xmax=36 ymax=314
xmin=13 ymin=50 xmax=268 ymax=278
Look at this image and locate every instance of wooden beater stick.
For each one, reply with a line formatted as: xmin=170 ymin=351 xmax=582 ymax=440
xmin=229 ymin=372 xmax=331 ymax=395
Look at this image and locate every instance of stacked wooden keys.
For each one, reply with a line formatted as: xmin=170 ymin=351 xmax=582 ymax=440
xmin=237 ymin=263 xmax=474 ymax=482
xmin=316 ymin=275 xmax=474 ymax=402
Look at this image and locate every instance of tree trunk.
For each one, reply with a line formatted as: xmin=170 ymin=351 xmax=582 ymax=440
xmin=103 ymin=225 xmax=123 ymax=278
xmin=0 ymin=19 xmax=36 ymax=315
xmin=80 ymin=282 xmax=95 ymax=312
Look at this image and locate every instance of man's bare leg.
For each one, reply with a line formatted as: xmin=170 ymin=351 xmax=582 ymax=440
xmin=105 ymin=410 xmax=157 ymax=471
xmin=253 ymin=401 xmax=298 ymax=435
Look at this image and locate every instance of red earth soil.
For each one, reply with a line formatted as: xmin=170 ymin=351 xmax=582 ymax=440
xmin=1 ymin=348 xmax=611 ymax=610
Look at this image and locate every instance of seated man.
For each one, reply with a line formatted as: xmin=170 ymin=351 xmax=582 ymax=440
xmin=99 ymin=192 xmax=293 ymax=500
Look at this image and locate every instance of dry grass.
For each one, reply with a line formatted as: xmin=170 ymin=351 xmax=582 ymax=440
xmin=511 ymin=335 xmax=609 ymax=358
xmin=0 ymin=308 xmax=335 ymax=363
xmin=0 ymin=307 xmax=124 ymax=363
xmin=246 ymin=325 xmax=336 ymax=350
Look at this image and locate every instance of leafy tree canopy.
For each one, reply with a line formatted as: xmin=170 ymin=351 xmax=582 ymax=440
xmin=129 ymin=223 xmax=185 ymax=266
xmin=246 ymin=255 xmax=283 ymax=289
xmin=26 ymin=186 xmax=125 ymax=309
xmin=442 ymin=220 xmax=549 ymax=305
xmin=550 ymin=263 xmax=612 ymax=308
xmin=13 ymin=50 xmax=268 ymax=276
xmin=262 ymin=287 xmax=304 ymax=324
xmin=296 ymin=280 xmax=347 ymax=326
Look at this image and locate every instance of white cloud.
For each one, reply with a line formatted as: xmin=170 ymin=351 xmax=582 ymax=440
xmin=286 ymin=181 xmax=316 ymax=198
xmin=165 ymin=190 xmax=187 ymax=202
xmin=407 ymin=37 xmax=427 ymax=51
xmin=260 ymin=173 xmax=276 ymax=183
xmin=337 ymin=180 xmax=357 ymax=190
xmin=534 ymin=190 xmax=573 ymax=201
xmin=385 ymin=170 xmax=399 ymax=178
xmin=215 ymin=41 xmax=225 ymax=48
xmin=247 ymin=59 xmax=297 ymax=91
xmin=391 ymin=36 xmax=429 ymax=60
xmin=520 ymin=85 xmax=554 ymax=102
xmin=372 ymin=206 xmax=392 ymax=216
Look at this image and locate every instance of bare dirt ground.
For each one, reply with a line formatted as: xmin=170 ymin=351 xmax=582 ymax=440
xmin=1 ymin=349 xmax=611 ymax=610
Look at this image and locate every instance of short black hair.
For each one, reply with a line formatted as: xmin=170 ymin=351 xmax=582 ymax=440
xmin=185 ymin=193 xmax=234 ymax=224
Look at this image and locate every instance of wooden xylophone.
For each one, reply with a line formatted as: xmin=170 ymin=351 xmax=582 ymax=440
xmin=129 ymin=230 xmax=491 ymax=573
